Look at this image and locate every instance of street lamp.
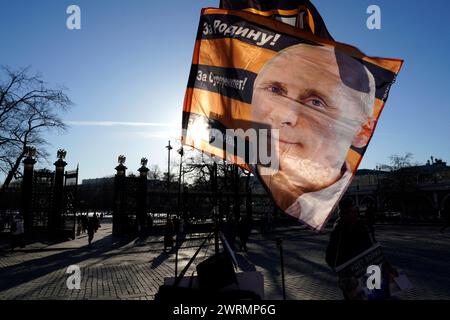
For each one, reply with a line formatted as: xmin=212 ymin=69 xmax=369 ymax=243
xmin=175 ymin=146 xmax=184 ymax=278
xmin=165 ymin=141 xmax=173 ymax=190
xmin=165 ymin=141 xmax=173 ymax=223
xmin=177 ymin=147 xmax=184 ymax=216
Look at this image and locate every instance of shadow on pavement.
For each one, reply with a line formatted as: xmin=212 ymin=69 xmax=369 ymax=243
xmin=150 ymin=252 xmax=171 ymax=269
xmin=235 ymin=253 xmax=257 ymax=272
xmin=0 ymin=234 xmax=135 ymax=293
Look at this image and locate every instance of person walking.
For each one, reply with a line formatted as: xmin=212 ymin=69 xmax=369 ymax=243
xmin=93 ymin=213 xmax=100 ymax=232
xmin=10 ymin=214 xmax=25 ymax=252
xmin=81 ymin=213 xmax=88 ymax=234
xmin=238 ymin=215 xmax=251 ymax=252
xmin=172 ymin=216 xmax=180 ymax=235
xmin=164 ymin=218 xmax=174 ymax=253
xmin=147 ymin=214 xmax=154 ymax=232
xmin=87 ymin=216 xmax=95 ymax=246
xmin=440 ymin=206 xmax=450 ymax=233
xmin=326 ymin=198 xmax=376 ymax=300
xmin=365 ymin=203 xmax=377 ymax=242
xmin=223 ymin=214 xmax=237 ymax=251
xmin=76 ymin=214 xmax=82 ymax=236
xmin=179 ymin=216 xmax=185 ymax=235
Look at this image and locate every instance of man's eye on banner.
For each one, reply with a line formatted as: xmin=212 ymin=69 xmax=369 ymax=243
xmin=182 ymin=8 xmax=403 ymax=231
xmin=219 ymin=0 xmax=334 ymax=40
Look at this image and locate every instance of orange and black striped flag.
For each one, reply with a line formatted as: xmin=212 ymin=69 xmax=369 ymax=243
xmin=181 ymin=8 xmax=403 ymax=230
xmin=220 ymin=0 xmax=333 ymax=40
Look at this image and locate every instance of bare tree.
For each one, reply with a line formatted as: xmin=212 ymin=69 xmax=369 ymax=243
xmin=0 ymin=66 xmax=71 ymax=189
xmin=147 ymin=164 xmax=162 ymax=180
xmin=388 ymin=152 xmax=414 ymax=171
xmin=181 ymin=149 xmax=250 ymax=191
xmin=377 ymin=153 xmax=421 ymax=218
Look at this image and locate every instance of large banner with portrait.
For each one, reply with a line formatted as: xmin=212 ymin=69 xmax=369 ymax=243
xmin=181 ymin=8 xmax=403 ymax=230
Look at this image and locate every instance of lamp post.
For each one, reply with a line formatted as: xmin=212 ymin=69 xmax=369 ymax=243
xmin=276 ymin=237 xmax=286 ymax=300
xmin=166 ymin=141 xmax=173 ymax=190
xmin=175 ymin=146 xmax=184 ymax=278
xmin=376 ymin=165 xmax=381 ymax=211
xmin=212 ymin=161 xmax=219 ymax=254
xmin=165 ymin=141 xmax=173 ymax=220
xmin=177 ymin=147 xmax=184 ymax=217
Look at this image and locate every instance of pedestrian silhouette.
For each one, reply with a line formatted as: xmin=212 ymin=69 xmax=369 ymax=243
xmin=224 ymin=214 xmax=237 ymax=251
xmin=440 ymin=205 xmax=450 ymax=233
xmin=10 ymin=214 xmax=25 ymax=252
xmin=87 ymin=217 xmax=95 ymax=246
xmin=238 ymin=215 xmax=251 ymax=252
xmin=93 ymin=213 xmax=100 ymax=232
xmin=326 ymin=198 xmax=375 ymax=299
xmin=81 ymin=213 xmax=88 ymax=234
xmin=164 ymin=218 xmax=174 ymax=253
xmin=365 ymin=202 xmax=377 ymax=242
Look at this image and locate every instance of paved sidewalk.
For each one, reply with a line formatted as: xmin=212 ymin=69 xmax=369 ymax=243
xmin=1 ymin=221 xmax=449 ymax=300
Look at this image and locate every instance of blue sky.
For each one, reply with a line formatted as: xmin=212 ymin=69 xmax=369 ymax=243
xmin=1 ymin=0 xmax=449 ymax=182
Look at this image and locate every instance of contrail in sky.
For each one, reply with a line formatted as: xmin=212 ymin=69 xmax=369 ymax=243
xmin=66 ymin=121 xmax=177 ymax=127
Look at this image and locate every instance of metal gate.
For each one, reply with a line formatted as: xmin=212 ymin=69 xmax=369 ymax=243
xmin=31 ymin=169 xmax=54 ymax=230
xmin=62 ymin=167 xmax=79 ymax=238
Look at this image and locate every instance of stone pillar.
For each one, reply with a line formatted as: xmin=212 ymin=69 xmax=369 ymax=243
xmin=137 ymin=158 xmax=149 ymax=232
xmin=51 ymin=150 xmax=67 ymax=235
xmin=113 ymin=155 xmax=127 ymax=236
xmin=20 ymin=148 xmax=37 ymax=235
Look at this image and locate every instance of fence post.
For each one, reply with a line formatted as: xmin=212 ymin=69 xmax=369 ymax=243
xmin=21 ymin=147 xmax=37 ymax=235
xmin=137 ymin=158 xmax=149 ymax=232
xmin=51 ymin=149 xmax=67 ymax=236
xmin=113 ymin=155 xmax=127 ymax=236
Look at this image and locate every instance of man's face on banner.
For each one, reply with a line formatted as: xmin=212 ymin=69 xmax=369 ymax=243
xmin=251 ymin=44 xmax=375 ymax=207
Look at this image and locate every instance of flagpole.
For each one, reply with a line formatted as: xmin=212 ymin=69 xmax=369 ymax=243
xmin=276 ymin=237 xmax=286 ymax=300
xmin=175 ymin=146 xmax=184 ymax=278
xmin=213 ymin=161 xmax=219 ymax=254
xmin=165 ymin=140 xmax=173 ymax=221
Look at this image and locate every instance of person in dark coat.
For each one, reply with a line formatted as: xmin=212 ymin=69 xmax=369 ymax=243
xmin=87 ymin=217 xmax=95 ymax=246
xmin=223 ymin=214 xmax=237 ymax=251
xmin=440 ymin=205 xmax=450 ymax=233
xmin=365 ymin=202 xmax=377 ymax=242
xmin=10 ymin=214 xmax=25 ymax=251
xmin=326 ymin=198 xmax=374 ymax=299
xmin=326 ymin=198 xmax=373 ymax=269
xmin=147 ymin=214 xmax=154 ymax=232
xmin=238 ymin=215 xmax=251 ymax=252
xmin=164 ymin=218 xmax=174 ymax=253
xmin=93 ymin=213 xmax=100 ymax=232
xmin=81 ymin=213 xmax=88 ymax=234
